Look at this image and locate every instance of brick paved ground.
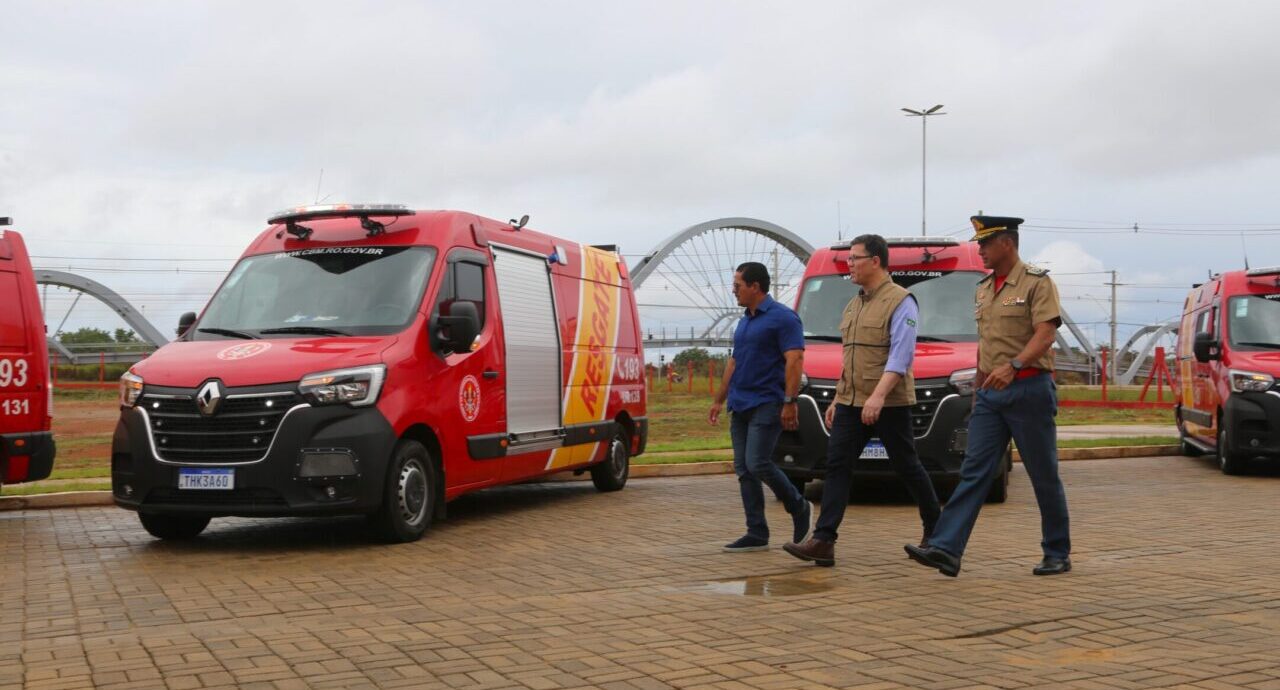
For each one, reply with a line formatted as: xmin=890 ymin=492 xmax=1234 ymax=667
xmin=1 ymin=455 xmax=1278 ymax=689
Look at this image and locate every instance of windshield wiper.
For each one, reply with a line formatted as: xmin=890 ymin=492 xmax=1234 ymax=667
xmin=804 ymin=335 xmax=843 ymax=342
xmin=1234 ymin=341 xmax=1280 ymax=350
xmin=196 ymin=327 xmax=259 ymax=340
xmin=259 ymin=326 xmax=352 ymax=337
xmin=916 ymin=335 xmax=953 ymax=343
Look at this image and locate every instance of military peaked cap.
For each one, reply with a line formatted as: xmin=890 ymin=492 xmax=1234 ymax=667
xmin=969 ymin=215 xmax=1025 ymax=242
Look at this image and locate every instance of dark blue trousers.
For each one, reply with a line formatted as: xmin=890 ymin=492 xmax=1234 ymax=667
xmin=730 ymin=401 xmax=805 ymax=540
xmin=929 ymin=373 xmax=1071 ymax=559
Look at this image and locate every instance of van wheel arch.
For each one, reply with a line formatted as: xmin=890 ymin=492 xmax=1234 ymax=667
xmin=398 ymin=424 xmax=447 ymax=521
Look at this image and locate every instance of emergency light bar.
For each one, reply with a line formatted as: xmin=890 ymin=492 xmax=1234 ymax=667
xmin=268 ymin=204 xmax=413 ymax=240
xmin=830 ymin=236 xmax=959 ymax=250
xmin=1245 ymin=265 xmax=1280 ymax=277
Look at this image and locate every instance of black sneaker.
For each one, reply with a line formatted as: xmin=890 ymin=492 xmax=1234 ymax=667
xmin=722 ymin=535 xmax=769 ymax=552
xmin=791 ymin=501 xmax=813 ymax=544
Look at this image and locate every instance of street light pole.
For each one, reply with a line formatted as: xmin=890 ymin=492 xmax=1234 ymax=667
xmin=901 ymin=105 xmax=946 ymax=236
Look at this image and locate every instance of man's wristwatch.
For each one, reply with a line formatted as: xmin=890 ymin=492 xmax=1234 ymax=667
xmin=1010 ymin=358 xmax=1025 ymax=372
xmin=782 ymin=396 xmax=797 ymax=404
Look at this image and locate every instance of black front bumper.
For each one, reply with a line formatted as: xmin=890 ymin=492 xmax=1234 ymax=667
xmin=1 ymin=431 xmax=56 ymax=483
xmin=773 ymin=387 xmax=972 ymax=481
xmin=1225 ymin=389 xmax=1280 ymax=460
xmin=112 ymin=403 xmax=396 ymax=517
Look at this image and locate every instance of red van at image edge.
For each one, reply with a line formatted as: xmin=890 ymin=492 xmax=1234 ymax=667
xmin=1176 ymin=265 xmax=1280 ymax=474
xmin=111 ymin=205 xmax=647 ymax=542
xmin=772 ymin=237 xmax=1012 ymax=502
xmin=0 ymin=219 xmax=56 ymax=488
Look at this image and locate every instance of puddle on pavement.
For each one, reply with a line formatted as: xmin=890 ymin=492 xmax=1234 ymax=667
xmin=696 ymin=570 xmax=836 ymax=597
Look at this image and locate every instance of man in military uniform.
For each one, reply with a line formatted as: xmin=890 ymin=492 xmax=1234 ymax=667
xmin=905 ymin=216 xmax=1071 ymax=577
xmin=783 ymin=234 xmax=940 ymax=567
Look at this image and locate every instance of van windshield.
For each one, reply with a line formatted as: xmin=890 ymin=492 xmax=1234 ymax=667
xmin=1227 ymin=294 xmax=1280 ymax=350
xmin=797 ymin=270 xmax=985 ymax=343
xmin=194 ymin=246 xmax=437 ymax=339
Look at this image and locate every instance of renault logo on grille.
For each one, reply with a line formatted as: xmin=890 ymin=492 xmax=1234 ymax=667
xmin=196 ymin=380 xmax=225 ymax=416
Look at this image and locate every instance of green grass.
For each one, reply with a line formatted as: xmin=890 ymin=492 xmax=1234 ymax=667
xmin=0 ymin=480 xmax=110 ymax=496
xmin=1057 ymin=385 xmax=1177 ymax=403
xmin=1057 ymin=436 xmax=1178 ymax=449
xmin=47 ymin=467 xmax=111 ymax=480
xmin=54 ymin=387 xmax=118 ymax=402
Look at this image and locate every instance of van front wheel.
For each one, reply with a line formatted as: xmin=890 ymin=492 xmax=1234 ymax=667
xmin=591 ymin=429 xmax=630 ymax=492
xmin=369 ymin=440 xmax=436 ymax=543
xmin=139 ymin=513 xmax=210 ymax=540
xmin=1218 ymin=418 xmax=1246 ymax=476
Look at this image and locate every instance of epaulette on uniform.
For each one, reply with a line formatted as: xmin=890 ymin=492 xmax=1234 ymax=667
xmin=978 ymin=273 xmax=994 ymax=284
xmin=1025 ymin=265 xmax=1050 ymax=276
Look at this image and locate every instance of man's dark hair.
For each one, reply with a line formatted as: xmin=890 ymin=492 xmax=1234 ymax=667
xmin=851 ymin=234 xmax=890 ymax=270
xmin=736 ymin=261 xmax=771 ymax=293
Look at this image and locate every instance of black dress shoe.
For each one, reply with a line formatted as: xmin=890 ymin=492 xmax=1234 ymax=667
xmin=903 ymin=544 xmax=961 ymax=577
xmin=1033 ymin=556 xmax=1072 ymax=575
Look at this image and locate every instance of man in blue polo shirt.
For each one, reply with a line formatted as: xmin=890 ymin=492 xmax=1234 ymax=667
xmin=708 ymin=262 xmax=812 ymax=552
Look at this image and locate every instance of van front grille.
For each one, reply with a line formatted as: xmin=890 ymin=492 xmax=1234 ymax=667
xmin=141 ymin=388 xmax=303 ymax=463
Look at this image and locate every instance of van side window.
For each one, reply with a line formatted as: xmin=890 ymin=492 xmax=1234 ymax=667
xmin=1195 ymin=308 xmax=1216 ymax=337
xmin=436 ymin=260 xmax=488 ymax=331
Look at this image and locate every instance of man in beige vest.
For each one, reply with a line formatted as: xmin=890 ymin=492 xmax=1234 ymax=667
xmin=784 ymin=234 xmax=941 ymax=567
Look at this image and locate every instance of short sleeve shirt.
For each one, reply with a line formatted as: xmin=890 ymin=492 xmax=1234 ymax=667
xmin=728 ymin=295 xmax=805 ymax=412
xmin=975 ymin=260 xmax=1062 ymax=373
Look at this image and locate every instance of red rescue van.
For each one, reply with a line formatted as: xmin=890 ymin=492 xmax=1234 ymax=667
xmin=773 ymin=237 xmax=1012 ymax=501
xmin=0 ymin=218 xmax=56 ymax=489
xmin=1176 ymin=266 xmax=1280 ymax=474
xmin=112 ymin=205 xmax=647 ymax=541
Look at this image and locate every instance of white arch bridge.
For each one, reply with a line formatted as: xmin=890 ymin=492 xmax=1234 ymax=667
xmin=39 ymin=217 xmax=1167 ymax=383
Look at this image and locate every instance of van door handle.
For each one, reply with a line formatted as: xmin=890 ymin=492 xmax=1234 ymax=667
xmin=483 ymin=370 xmax=499 ymax=379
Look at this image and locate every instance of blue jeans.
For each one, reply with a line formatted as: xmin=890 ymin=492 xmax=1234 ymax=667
xmin=730 ymin=401 xmax=806 ymax=540
xmin=929 ymin=374 xmax=1071 ymax=559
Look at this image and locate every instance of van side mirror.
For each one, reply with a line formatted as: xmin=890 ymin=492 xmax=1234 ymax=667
xmin=1193 ymin=332 xmax=1219 ymax=363
xmin=437 ymin=302 xmax=480 ymax=353
xmin=177 ymin=312 xmax=197 ymax=337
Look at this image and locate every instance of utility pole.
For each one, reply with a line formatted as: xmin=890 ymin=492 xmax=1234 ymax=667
xmin=1107 ymin=270 xmax=1119 ymax=384
xmin=770 ymin=247 xmax=784 ymax=295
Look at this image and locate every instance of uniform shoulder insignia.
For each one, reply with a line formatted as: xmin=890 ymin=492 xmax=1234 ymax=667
xmin=1025 ymin=265 xmax=1050 ymax=276
xmin=977 ymin=273 xmax=994 ymax=284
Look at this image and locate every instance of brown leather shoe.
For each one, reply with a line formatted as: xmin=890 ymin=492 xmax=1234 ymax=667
xmin=783 ymin=538 xmax=834 ymax=567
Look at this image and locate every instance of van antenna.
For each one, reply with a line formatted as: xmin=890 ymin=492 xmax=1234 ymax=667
xmin=1241 ymin=233 xmax=1250 ymax=270
xmin=837 ymin=201 xmax=842 ymax=242
xmin=314 ymin=168 xmax=324 ymax=204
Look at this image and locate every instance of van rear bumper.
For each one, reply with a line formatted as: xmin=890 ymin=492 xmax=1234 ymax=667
xmin=1225 ymin=391 xmax=1280 ymax=459
xmin=1 ymin=431 xmax=56 ymax=483
xmin=111 ymin=405 xmax=396 ymax=517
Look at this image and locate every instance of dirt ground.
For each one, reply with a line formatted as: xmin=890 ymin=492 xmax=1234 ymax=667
xmin=50 ymin=396 xmax=117 ymax=473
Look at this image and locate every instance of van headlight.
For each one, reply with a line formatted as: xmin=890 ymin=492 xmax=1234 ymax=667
xmin=299 ymin=365 xmax=386 ymax=407
xmin=949 ymin=368 xmax=977 ymax=396
xmin=119 ymin=371 xmax=143 ymax=407
xmin=1230 ymin=370 xmax=1275 ymax=393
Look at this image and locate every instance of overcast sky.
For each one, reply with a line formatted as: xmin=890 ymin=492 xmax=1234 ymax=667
xmin=4 ymin=0 xmax=1280 ymax=354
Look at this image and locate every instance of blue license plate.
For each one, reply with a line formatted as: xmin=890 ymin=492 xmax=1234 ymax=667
xmin=177 ymin=468 xmax=234 ymax=490
xmin=860 ymin=440 xmax=888 ymax=460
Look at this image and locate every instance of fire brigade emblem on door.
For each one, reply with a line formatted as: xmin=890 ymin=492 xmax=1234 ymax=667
xmin=459 ymin=375 xmax=481 ymax=422
xmin=217 ymin=342 xmax=272 ymax=361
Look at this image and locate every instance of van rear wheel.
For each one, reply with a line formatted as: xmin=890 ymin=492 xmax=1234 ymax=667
xmin=369 ymin=440 xmax=436 ymax=542
xmin=139 ymin=513 xmax=210 ymax=540
xmin=591 ymin=429 xmax=630 ymax=492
